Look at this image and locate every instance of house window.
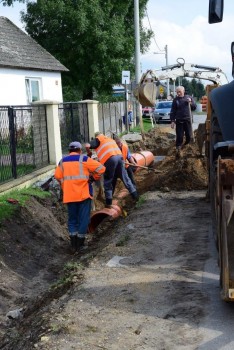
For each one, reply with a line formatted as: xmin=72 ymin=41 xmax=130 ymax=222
xmin=25 ymin=78 xmax=42 ymax=103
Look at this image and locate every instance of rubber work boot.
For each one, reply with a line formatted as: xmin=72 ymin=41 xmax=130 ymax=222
xmin=105 ymin=198 xmax=112 ymax=208
xmin=176 ymin=148 xmax=181 ymax=159
xmin=77 ymin=237 xmax=87 ymax=252
xmin=70 ymin=236 xmax=77 ymax=254
xmin=131 ymin=191 xmax=139 ymax=202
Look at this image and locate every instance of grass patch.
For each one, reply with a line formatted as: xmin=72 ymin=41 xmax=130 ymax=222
xmin=132 ymin=118 xmax=153 ymax=133
xmin=116 ymin=234 xmax=130 ymax=247
xmin=0 ymin=187 xmax=51 ymax=223
xmin=50 ymin=262 xmax=84 ymax=291
xmin=0 ymin=164 xmax=36 ymax=183
xmin=135 ymin=195 xmax=146 ymax=208
xmin=63 ymin=261 xmax=84 ymax=272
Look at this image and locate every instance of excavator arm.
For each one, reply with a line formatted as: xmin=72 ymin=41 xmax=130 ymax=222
xmin=135 ymin=58 xmax=229 ymax=107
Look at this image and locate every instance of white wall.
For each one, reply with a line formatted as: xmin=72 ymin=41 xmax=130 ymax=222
xmin=0 ymin=68 xmax=63 ymax=105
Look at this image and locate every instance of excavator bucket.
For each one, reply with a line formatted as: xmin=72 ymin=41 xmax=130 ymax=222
xmin=134 ymin=72 xmax=158 ymax=107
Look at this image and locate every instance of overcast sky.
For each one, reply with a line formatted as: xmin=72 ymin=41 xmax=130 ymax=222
xmin=1 ymin=0 xmax=234 ymax=82
xmin=142 ymin=0 xmax=234 ymax=82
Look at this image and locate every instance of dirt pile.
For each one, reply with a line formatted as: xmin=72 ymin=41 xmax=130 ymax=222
xmin=129 ymin=127 xmax=175 ymax=155
xmin=129 ymin=128 xmax=208 ymax=192
xmin=154 ymin=143 xmax=208 ymax=191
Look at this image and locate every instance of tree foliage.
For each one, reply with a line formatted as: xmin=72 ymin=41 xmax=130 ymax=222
xmin=19 ymin=0 xmax=152 ymax=100
xmin=175 ymin=78 xmax=206 ymax=99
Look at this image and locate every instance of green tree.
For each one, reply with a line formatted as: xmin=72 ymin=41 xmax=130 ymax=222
xmin=195 ymin=80 xmax=206 ymax=99
xmin=19 ymin=0 xmax=152 ymax=100
xmin=175 ymin=78 xmax=205 ymax=100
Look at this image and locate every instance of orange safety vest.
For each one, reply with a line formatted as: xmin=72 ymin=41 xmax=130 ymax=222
xmin=96 ymin=134 xmax=122 ymax=164
xmin=121 ymin=143 xmax=129 ymax=168
xmin=54 ymin=153 xmax=105 ymax=203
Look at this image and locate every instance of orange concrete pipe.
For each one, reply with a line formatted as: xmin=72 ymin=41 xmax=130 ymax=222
xmin=88 ymin=204 xmax=122 ymax=233
xmin=132 ymin=151 xmax=154 ymax=172
xmin=88 ymin=150 xmax=154 ymax=233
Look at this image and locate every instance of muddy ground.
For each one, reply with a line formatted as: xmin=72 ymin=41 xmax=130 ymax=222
xmin=0 ymin=126 xmax=213 ymax=349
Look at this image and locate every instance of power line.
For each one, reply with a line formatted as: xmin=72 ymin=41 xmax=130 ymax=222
xmin=145 ymin=9 xmax=164 ymax=52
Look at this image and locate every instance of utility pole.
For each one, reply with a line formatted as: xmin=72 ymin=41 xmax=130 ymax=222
xmin=134 ymin=0 xmax=144 ymax=132
xmin=165 ymin=45 xmax=170 ymax=97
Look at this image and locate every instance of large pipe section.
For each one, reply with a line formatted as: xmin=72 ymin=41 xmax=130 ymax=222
xmin=88 ymin=151 xmax=154 ymax=233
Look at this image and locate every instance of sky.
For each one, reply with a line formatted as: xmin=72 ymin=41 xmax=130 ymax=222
xmin=142 ymin=0 xmax=234 ymax=82
xmin=1 ymin=0 xmax=234 ymax=82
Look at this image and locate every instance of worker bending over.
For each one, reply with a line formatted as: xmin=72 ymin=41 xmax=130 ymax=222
xmin=114 ymin=136 xmax=137 ymax=187
xmin=54 ymin=141 xmax=105 ymax=253
xmin=85 ymin=132 xmax=139 ymax=208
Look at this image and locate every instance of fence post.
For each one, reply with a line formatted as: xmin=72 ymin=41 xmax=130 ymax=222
xmin=33 ymin=101 xmax=62 ymax=165
xmin=8 ymin=107 xmax=17 ymax=178
xmin=80 ymin=100 xmax=99 ymax=139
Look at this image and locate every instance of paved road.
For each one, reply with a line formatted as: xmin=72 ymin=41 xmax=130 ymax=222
xmin=198 ymin=229 xmax=234 ymax=350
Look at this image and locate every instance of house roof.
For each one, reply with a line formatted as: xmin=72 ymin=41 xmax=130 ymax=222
xmin=0 ymin=17 xmax=68 ymax=72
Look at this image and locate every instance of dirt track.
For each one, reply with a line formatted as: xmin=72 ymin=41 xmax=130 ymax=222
xmin=2 ymin=124 xmax=234 ymax=349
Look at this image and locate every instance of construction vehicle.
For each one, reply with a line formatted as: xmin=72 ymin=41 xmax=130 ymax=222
xmin=135 ymin=57 xmax=228 ymax=107
xmin=206 ymin=0 xmax=234 ymax=301
xmin=135 ymin=0 xmax=234 ymax=301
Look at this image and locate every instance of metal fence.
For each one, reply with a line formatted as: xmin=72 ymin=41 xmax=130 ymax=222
xmin=0 ymin=105 xmax=49 ymax=184
xmin=98 ymin=100 xmax=138 ymax=136
xmin=58 ymin=102 xmax=89 ymax=154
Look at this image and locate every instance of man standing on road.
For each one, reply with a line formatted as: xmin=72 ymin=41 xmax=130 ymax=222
xmin=54 ymin=141 xmax=105 ymax=253
xmin=170 ymin=86 xmax=197 ymax=158
xmin=85 ymin=132 xmax=139 ymax=208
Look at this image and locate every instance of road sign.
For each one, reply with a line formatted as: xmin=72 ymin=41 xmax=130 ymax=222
xmin=159 ymin=86 xmax=164 ymax=94
xmin=122 ymin=71 xmax=130 ymax=85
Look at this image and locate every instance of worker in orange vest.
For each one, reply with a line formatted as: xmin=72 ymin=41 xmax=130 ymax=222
xmin=85 ymin=132 xmax=139 ymax=207
xmin=114 ymin=136 xmax=137 ymax=187
xmin=54 ymin=141 xmax=105 ymax=253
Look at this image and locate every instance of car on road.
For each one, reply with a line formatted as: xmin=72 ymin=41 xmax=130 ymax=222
xmin=142 ymin=106 xmax=154 ymax=119
xmin=153 ymin=100 xmax=173 ymax=123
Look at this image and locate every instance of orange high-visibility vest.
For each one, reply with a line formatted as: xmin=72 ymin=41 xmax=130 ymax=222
xmin=96 ymin=134 xmax=121 ymax=164
xmin=121 ymin=143 xmax=129 ymax=168
xmin=54 ymin=153 xmax=105 ymax=203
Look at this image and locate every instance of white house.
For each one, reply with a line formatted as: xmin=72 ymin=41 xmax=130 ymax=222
xmin=0 ymin=17 xmax=68 ymax=105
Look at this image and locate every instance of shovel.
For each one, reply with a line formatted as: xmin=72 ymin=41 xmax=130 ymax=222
xmin=125 ymin=161 xmax=162 ymax=173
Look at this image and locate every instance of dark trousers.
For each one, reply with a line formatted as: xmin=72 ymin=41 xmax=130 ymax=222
xmin=126 ymin=166 xmax=136 ymax=186
xmin=104 ymin=155 xmax=136 ymax=205
xmin=175 ymin=119 xmax=192 ymax=149
xmin=67 ymin=198 xmax=92 ymax=238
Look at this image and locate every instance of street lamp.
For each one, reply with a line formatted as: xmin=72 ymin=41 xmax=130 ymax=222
xmin=153 ymin=45 xmax=170 ymax=97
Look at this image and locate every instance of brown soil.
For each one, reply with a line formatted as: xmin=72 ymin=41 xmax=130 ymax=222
xmin=0 ymin=127 xmax=210 ymax=349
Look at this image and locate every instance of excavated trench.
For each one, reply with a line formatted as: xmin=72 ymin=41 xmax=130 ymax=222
xmin=0 ymin=127 xmax=208 ymax=349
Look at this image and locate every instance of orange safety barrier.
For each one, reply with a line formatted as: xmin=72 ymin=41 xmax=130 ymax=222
xmin=200 ymin=96 xmax=208 ymax=112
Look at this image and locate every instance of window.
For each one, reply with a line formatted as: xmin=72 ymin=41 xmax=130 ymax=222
xmin=25 ymin=78 xmax=42 ymax=103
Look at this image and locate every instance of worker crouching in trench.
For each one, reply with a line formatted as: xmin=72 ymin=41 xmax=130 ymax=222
xmin=113 ymin=135 xmax=137 ymax=187
xmin=85 ymin=132 xmax=139 ymax=208
xmin=54 ymin=141 xmax=105 ymax=254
